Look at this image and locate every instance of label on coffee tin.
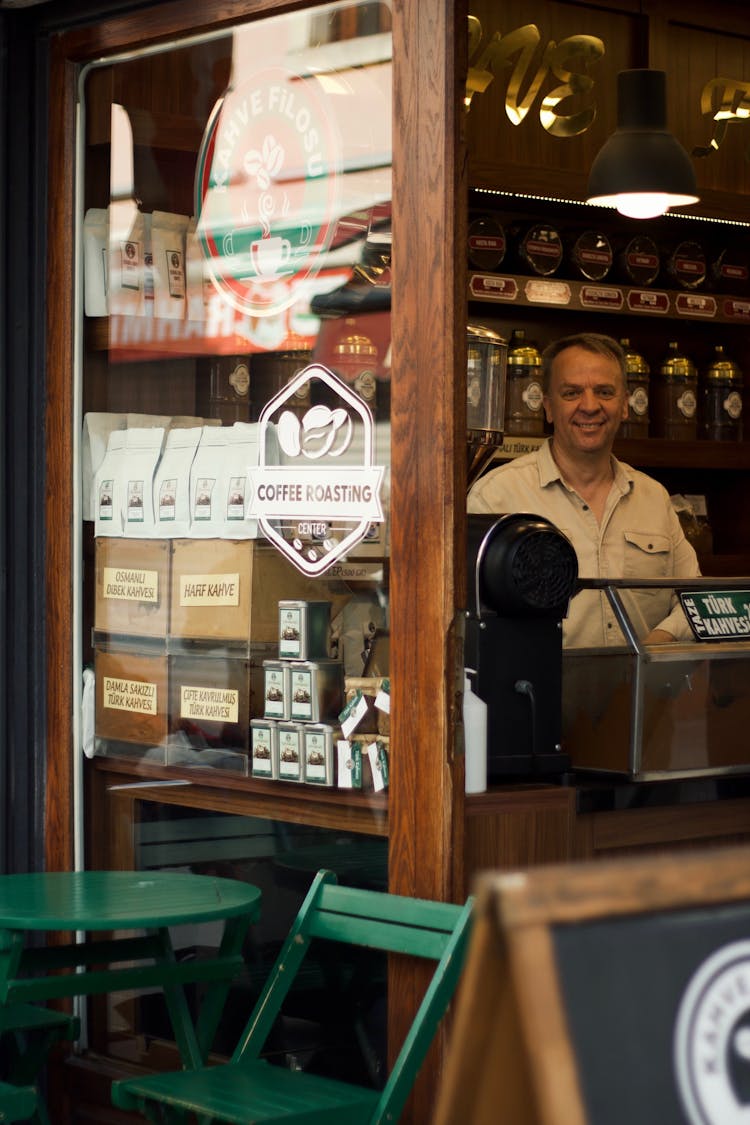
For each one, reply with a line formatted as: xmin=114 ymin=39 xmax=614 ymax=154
xmin=677 ymin=390 xmax=697 ymax=419
xmin=290 ymin=666 xmax=314 ymax=721
xmin=725 ymin=391 xmax=743 ymax=420
xmin=251 ymin=720 xmax=276 ymax=777
xmin=278 ymin=723 xmax=303 ymax=781
xmin=521 ymin=381 xmax=544 ymax=411
xmin=303 ymin=725 xmax=333 ymax=785
xmin=629 ymin=386 xmax=649 ymax=416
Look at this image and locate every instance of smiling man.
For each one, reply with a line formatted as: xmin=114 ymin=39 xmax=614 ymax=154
xmin=468 ymin=332 xmax=700 ymax=648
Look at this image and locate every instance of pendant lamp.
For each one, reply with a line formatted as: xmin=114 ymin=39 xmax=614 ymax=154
xmin=586 ymin=69 xmax=699 ymax=220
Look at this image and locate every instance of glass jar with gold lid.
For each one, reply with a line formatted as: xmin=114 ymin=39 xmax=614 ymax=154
xmin=619 ymin=337 xmax=650 ymax=439
xmin=466 ymin=324 xmax=507 ymax=444
xmin=504 ymin=329 xmax=545 ymax=436
xmin=332 ymin=332 xmax=379 ymax=413
xmin=701 ymin=344 xmax=743 ymax=442
xmin=651 ymin=341 xmax=698 ymax=440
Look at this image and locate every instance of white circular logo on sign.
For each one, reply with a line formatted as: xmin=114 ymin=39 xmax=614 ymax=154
xmin=675 ymin=940 xmax=750 ymax=1123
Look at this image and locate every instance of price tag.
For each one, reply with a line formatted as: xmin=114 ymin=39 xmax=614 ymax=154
xmin=339 ymin=691 xmax=369 ymax=738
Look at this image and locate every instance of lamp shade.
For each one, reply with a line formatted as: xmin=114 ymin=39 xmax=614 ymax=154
xmin=586 ymin=70 xmax=699 ymax=219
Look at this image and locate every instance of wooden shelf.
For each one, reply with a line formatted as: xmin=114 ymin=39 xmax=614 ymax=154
xmin=697 ymin=554 xmax=750 ymax=578
xmin=87 ymin=108 xmax=204 ymax=153
xmin=614 ymin=437 xmax=750 ymax=471
xmin=492 ymin=435 xmax=750 ymax=472
xmin=88 ymin=754 xmax=389 ymax=837
xmin=468 ymin=271 xmax=750 ymax=326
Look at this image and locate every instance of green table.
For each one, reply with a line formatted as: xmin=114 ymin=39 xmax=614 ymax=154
xmin=0 ymin=870 xmax=261 ymax=1072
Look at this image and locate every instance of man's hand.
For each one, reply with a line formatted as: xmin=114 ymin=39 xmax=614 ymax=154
xmin=643 ymin=627 xmax=676 ymax=645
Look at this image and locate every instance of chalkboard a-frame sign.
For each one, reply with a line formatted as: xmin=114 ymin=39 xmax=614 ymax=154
xmin=434 ymin=847 xmax=750 ymax=1125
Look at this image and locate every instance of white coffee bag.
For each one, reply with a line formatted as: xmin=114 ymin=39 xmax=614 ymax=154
xmin=94 ymin=429 xmax=127 ymax=537
xmin=82 ymin=412 xmax=128 ymax=522
xmin=154 ymin=426 xmax=202 ymax=537
xmin=122 ymin=427 xmax=165 ymax=538
xmin=221 ymin=422 xmax=262 ymax=539
xmin=142 ymin=212 xmax=154 ymax=317
xmin=151 ymin=211 xmax=188 ymax=320
xmin=185 ymin=216 xmax=209 ymax=321
xmin=108 ymin=205 xmax=146 ymax=317
xmin=189 ymin=426 xmax=227 ymax=538
xmin=83 ymin=208 xmax=109 ymax=317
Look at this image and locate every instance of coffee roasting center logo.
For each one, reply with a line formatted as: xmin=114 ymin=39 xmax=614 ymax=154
xmin=248 ymin=363 xmax=384 ymax=576
xmin=674 ymin=941 xmax=750 ymax=1123
xmin=195 ymin=67 xmax=342 ymax=318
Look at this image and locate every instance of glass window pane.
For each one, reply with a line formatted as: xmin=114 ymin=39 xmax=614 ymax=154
xmin=79 ymin=1 xmax=392 ymax=777
xmin=78 ymin=1 xmax=392 ymax=1067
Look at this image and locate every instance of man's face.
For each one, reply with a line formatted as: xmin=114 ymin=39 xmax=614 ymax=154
xmin=543 ymin=345 xmax=628 ymax=459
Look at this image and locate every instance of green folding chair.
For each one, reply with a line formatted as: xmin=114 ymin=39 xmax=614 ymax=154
xmin=0 ymin=1080 xmax=37 ymax=1123
xmin=112 ymin=869 xmax=473 ymax=1124
xmin=0 ymin=1003 xmax=80 ymax=1125
xmin=0 ymin=1003 xmax=80 ymax=1088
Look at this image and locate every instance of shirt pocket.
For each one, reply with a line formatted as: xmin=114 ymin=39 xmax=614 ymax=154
xmin=622 ymin=530 xmax=671 ymax=579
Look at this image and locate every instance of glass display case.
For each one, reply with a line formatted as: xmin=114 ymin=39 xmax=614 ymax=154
xmin=563 ymin=579 xmax=750 ymax=780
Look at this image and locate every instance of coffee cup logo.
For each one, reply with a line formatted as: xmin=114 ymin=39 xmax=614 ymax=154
xmin=250 ymin=235 xmax=293 ymax=280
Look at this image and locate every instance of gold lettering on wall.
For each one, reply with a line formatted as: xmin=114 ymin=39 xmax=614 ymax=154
xmin=693 ymin=77 xmax=750 ymax=157
xmin=466 ymin=16 xmax=605 ymax=138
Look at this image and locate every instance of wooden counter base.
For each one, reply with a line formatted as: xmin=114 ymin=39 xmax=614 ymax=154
xmin=464 ymin=781 xmax=750 ymax=894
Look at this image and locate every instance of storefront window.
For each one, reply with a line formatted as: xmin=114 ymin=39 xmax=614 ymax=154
xmin=78 ymin=0 xmax=392 ymax=776
xmin=76 ymin=0 xmax=392 ymax=1065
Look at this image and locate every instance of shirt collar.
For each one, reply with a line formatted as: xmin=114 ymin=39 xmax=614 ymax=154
xmin=537 ymin=437 xmax=635 ymax=495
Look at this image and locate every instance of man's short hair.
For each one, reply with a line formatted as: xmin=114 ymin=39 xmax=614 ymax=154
xmin=541 ymin=333 xmax=626 ymax=393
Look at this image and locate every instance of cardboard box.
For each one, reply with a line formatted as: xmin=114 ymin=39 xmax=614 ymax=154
xmin=95 ymin=538 xmax=170 ymax=637
xmin=95 ymin=644 xmax=169 ymax=746
xmin=169 ymin=539 xmax=328 ymax=642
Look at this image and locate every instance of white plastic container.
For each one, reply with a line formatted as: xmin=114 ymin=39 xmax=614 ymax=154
xmin=463 ymin=670 xmax=487 ymax=794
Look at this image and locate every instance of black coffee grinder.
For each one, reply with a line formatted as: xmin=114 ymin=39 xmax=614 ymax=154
xmin=465 ymin=512 xmax=579 ymax=780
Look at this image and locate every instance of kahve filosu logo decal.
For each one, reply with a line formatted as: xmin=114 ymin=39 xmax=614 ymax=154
xmin=195 ymin=68 xmax=342 ymax=318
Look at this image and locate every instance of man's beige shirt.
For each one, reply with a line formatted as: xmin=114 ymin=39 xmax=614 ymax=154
xmin=467 ymin=439 xmax=700 ymax=648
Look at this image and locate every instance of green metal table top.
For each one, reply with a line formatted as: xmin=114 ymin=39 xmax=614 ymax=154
xmin=0 ymin=870 xmax=261 ymax=931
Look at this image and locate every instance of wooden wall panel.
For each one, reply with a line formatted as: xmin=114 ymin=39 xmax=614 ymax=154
xmin=466 ymin=0 xmax=642 ymax=197
xmin=466 ymin=0 xmax=750 ymax=217
xmin=652 ymin=16 xmax=750 ymax=203
xmin=464 ymin=787 xmax=577 ymax=894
